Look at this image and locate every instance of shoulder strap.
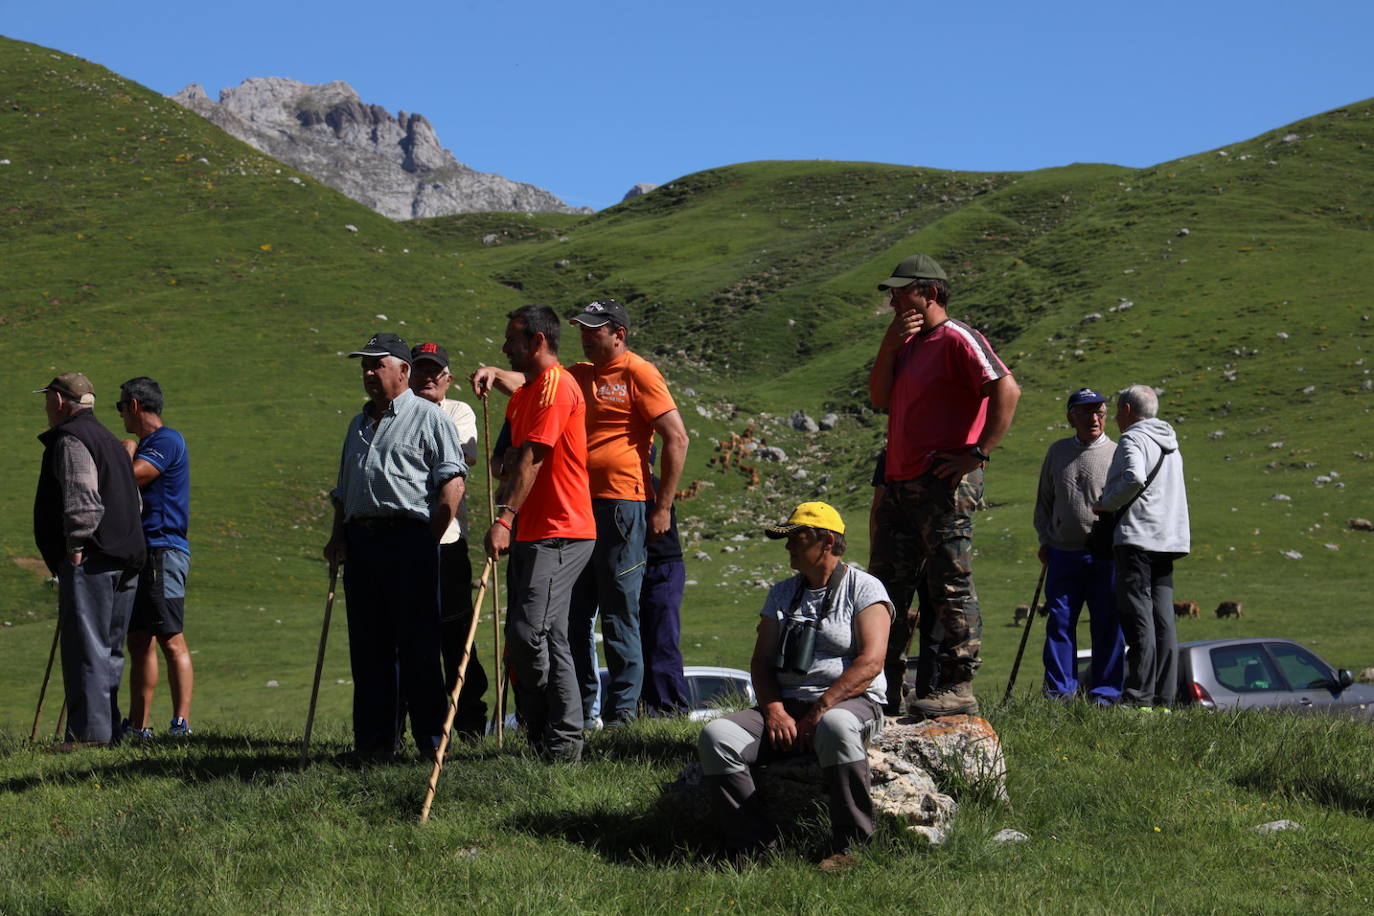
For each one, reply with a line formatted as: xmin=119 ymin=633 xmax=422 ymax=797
xmin=1117 ymin=444 xmax=1174 ymax=515
xmin=787 ymin=563 xmax=848 ymax=622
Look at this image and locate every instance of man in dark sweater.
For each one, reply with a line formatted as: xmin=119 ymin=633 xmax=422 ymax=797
xmin=34 ymin=373 xmax=146 ymax=747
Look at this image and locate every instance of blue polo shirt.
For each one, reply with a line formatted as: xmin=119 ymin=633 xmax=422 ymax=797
xmin=136 ymin=425 xmax=190 ymax=556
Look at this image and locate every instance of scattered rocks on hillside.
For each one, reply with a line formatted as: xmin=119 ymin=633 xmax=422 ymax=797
xmin=659 ymin=716 xmax=1006 ymax=841
xmin=1271 ymin=494 xmax=1291 ymax=502
xmin=756 ymin=446 xmax=788 ymax=462
xmin=819 ymin=413 xmax=839 ymax=431
xmin=992 ymin=829 xmax=1029 ymax=844
xmin=1281 ymin=134 xmax=1300 ymax=143
xmin=1276 ymin=331 xmax=1290 ymax=340
xmin=1281 ymin=550 xmax=1303 ymax=560
xmin=1082 ymin=313 xmax=1103 ymax=322
xmin=1177 ymin=227 xmax=1190 ymax=236
xmin=1349 ymin=518 xmax=1374 ymax=532
xmin=789 ymin=411 xmax=819 ymax=432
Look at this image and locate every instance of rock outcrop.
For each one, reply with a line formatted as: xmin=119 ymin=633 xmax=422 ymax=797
xmin=660 ymin=715 xmax=1007 ymax=843
xmin=171 ymin=78 xmax=590 ymax=220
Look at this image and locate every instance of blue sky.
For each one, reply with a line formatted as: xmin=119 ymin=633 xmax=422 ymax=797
xmin=6 ymin=1 xmax=1371 ymax=210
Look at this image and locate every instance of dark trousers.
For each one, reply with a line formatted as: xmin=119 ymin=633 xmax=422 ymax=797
xmin=1115 ymin=545 xmax=1180 ymax=707
xmin=343 ymin=521 xmax=447 ymax=755
xmin=59 ymin=555 xmax=137 ymax=743
xmin=639 ymin=559 xmax=689 ymax=714
xmin=870 ymin=466 xmax=985 ymax=689
xmin=439 ymin=539 xmax=488 ymax=736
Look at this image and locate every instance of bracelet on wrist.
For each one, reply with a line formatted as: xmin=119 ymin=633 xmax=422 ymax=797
xmin=496 ymin=503 xmax=519 ymax=516
xmin=970 ymin=445 xmax=991 ymax=463
xmin=494 ymin=516 xmax=512 ymax=531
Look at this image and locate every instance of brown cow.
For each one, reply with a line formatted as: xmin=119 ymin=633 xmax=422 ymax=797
xmin=1173 ymin=601 xmax=1200 ymax=618
xmin=1215 ymin=600 xmax=1243 ymax=619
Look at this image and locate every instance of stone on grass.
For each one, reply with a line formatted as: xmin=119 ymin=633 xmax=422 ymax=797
xmin=992 ymin=829 xmax=1029 ymax=844
xmin=660 ymin=715 xmax=1006 ymax=841
xmin=1253 ymin=819 xmax=1302 ymax=834
xmin=789 ymin=411 xmax=819 ymax=432
xmin=819 ymin=413 xmax=839 ymax=431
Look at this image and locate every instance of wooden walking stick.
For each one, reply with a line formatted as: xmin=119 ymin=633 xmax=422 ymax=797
xmin=299 ymin=560 xmax=339 ymax=769
xmin=482 ymin=395 xmax=505 ymax=744
xmin=53 ymin=700 xmax=67 ymax=742
xmin=420 ymin=556 xmax=494 ymax=824
xmin=30 ymin=605 xmax=62 ymax=743
xmin=1002 ymin=561 xmax=1049 ymax=704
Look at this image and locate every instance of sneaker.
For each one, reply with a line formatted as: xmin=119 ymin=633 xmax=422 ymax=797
xmin=907 ymin=682 xmax=980 ymax=719
xmin=168 ymin=717 xmax=193 ymax=736
xmin=120 ymin=718 xmax=154 ymax=740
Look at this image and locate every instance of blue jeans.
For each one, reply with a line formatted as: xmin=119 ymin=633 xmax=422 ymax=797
xmin=60 ymin=555 xmax=137 ymax=743
xmin=1041 ymin=547 xmax=1123 ymax=702
xmin=570 ymin=499 xmax=647 ymax=725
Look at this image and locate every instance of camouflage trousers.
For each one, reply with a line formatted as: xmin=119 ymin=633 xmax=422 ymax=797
xmin=870 ymin=465 xmax=984 ymax=703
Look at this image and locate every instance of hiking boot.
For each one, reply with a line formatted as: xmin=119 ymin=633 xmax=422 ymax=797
xmin=907 ymin=682 xmax=980 ymax=719
xmin=167 ymin=717 xmax=193 ymax=737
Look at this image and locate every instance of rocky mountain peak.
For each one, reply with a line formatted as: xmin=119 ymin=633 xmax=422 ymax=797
xmin=171 ymin=77 xmax=589 ymax=219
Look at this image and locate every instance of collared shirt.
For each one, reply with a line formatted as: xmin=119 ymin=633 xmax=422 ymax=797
xmin=332 ymin=388 xmax=467 ymax=523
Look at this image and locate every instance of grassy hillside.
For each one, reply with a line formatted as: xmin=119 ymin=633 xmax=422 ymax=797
xmin=2 ymin=32 xmax=1373 ymax=745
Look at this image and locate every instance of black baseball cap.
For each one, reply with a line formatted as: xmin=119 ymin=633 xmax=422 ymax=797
xmin=877 ymin=254 xmax=948 ymax=290
xmin=348 ymin=332 xmax=410 ymax=363
xmin=569 ymin=298 xmax=630 ymax=330
xmin=410 ymin=341 xmax=450 ymax=369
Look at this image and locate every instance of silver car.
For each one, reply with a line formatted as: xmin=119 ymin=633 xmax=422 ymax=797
xmin=1177 ymin=637 xmax=1374 ymax=715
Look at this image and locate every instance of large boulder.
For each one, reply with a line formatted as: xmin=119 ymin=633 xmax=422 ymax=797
xmin=660 ymin=715 xmax=1006 ymax=838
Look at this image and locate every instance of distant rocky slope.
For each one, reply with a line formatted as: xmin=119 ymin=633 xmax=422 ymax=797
xmin=171 ymin=78 xmax=590 ymax=219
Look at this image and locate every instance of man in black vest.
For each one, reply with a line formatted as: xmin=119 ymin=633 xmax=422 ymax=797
xmin=34 ymin=372 xmax=146 ymax=748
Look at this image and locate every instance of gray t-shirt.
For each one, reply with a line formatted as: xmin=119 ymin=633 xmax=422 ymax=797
xmin=760 ymin=565 xmax=894 ymax=706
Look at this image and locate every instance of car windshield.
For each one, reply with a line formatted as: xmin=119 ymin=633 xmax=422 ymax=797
xmin=690 ymin=675 xmax=750 ymax=708
xmin=1268 ymin=642 xmax=1334 ymax=689
xmin=1210 ymin=646 xmax=1285 ymax=692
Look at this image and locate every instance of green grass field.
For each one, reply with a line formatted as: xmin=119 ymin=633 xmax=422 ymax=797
xmin=2 ymin=34 xmax=1374 ymax=911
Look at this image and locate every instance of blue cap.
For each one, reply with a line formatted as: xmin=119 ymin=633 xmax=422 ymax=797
xmin=1067 ymin=387 xmax=1107 ymax=408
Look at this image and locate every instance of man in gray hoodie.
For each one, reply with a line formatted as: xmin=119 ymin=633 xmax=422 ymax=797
xmin=1097 ymin=385 xmax=1190 ymax=708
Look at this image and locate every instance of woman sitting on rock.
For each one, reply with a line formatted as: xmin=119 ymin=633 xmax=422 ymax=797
xmin=697 ymin=501 xmax=893 ymax=870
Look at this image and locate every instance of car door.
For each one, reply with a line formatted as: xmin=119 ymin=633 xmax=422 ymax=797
xmin=1265 ymin=641 xmax=1342 ymax=713
xmin=1204 ymin=644 xmax=1289 ymax=710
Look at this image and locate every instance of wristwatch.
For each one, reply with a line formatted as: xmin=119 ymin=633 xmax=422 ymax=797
xmin=969 ymin=445 xmax=991 ymax=463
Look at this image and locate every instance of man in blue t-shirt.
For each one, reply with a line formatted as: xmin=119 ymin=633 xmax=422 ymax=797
xmin=118 ymin=377 xmax=194 ymax=738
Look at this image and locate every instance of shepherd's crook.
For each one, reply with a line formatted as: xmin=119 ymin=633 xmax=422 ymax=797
xmin=30 ymin=604 xmax=62 ymax=743
xmin=299 ymin=560 xmax=339 ymax=769
xmin=420 ymin=556 xmax=494 ymax=824
xmin=482 ymin=395 xmax=504 ymax=745
xmin=1002 ymin=562 xmax=1049 ymax=704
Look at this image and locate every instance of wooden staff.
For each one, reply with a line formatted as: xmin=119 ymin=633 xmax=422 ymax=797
xmin=299 ymin=561 xmax=339 ymax=769
xmin=420 ymin=556 xmax=494 ymax=824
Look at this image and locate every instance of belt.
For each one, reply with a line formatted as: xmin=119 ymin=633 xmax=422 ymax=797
xmin=346 ymin=515 xmax=424 ymax=530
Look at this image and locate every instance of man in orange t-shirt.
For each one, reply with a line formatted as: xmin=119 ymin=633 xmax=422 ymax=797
xmin=565 ymin=299 xmax=689 ymax=727
xmin=478 ymin=304 xmax=595 ymax=761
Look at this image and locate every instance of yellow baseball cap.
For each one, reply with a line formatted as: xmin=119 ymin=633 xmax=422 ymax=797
xmin=764 ymin=501 xmax=845 ymax=538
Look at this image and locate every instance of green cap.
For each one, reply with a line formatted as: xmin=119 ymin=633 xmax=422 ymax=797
xmin=877 ymin=254 xmax=948 ymax=290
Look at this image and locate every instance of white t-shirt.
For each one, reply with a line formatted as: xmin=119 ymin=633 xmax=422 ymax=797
xmin=759 ymin=565 xmax=894 ymax=706
xmin=440 ymin=398 xmax=479 ymax=543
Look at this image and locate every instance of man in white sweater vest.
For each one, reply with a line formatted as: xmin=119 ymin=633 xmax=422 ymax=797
xmin=1034 ymin=387 xmax=1124 ymax=703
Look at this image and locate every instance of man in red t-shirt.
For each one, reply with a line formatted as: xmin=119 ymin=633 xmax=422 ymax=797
xmin=478 ymin=305 xmax=595 ymax=761
xmin=867 ymin=254 xmax=1021 ymax=719
xmin=565 ymin=299 xmax=689 ymax=727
